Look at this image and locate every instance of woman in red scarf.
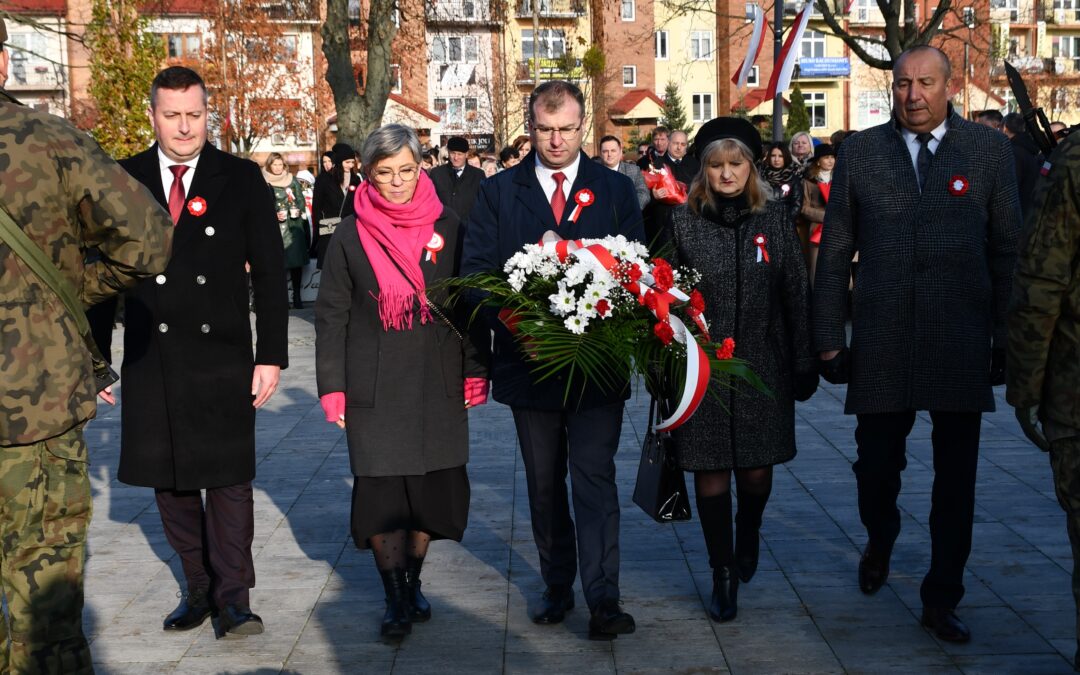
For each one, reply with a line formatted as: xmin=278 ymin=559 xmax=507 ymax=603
xmin=315 ymin=125 xmax=488 ymax=640
xmin=798 ymin=143 xmax=835 ymax=286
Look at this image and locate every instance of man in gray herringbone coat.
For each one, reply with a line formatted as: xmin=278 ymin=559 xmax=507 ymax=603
xmin=812 ymin=46 xmax=1021 ymax=643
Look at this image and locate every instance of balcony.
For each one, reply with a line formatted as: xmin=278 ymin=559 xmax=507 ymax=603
xmin=8 ymin=61 xmax=65 ymax=91
xmin=426 ymin=0 xmax=500 ymax=25
xmin=990 ymin=55 xmax=1080 ymax=76
xmin=1043 ymin=4 xmax=1080 ymax=23
xmin=515 ymin=58 xmax=584 ymax=84
xmin=515 ymin=0 xmax=586 ymax=19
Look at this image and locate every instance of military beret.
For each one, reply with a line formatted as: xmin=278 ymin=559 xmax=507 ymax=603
xmin=447 ymin=136 xmax=469 ymax=153
xmin=692 ymin=117 xmax=763 ymax=162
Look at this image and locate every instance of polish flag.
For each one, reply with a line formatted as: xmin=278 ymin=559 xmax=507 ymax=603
xmin=732 ymin=4 xmax=766 ymax=88
xmin=763 ymin=2 xmax=813 ymax=101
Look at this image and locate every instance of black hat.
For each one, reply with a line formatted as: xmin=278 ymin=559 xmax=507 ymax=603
xmin=447 ymin=136 xmax=470 ymax=153
xmin=813 ymin=143 xmax=835 ymax=160
xmin=331 ymin=142 xmax=355 ymax=166
xmin=692 ymin=117 xmax=763 ymax=162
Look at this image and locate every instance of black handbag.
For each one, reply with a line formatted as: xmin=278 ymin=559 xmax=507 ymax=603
xmin=632 ymin=397 xmax=692 ymax=523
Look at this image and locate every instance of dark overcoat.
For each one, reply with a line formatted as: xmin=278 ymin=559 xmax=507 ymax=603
xmin=115 ymin=143 xmax=289 ymax=490
xmin=812 ymin=110 xmax=1021 ymax=414
xmin=459 ymin=150 xmax=646 ymax=411
xmin=668 ymin=200 xmax=815 ymax=470
xmin=310 ymin=172 xmax=361 ymax=268
xmin=429 ymin=163 xmax=484 ymax=222
xmin=314 ymin=209 xmax=487 ymax=477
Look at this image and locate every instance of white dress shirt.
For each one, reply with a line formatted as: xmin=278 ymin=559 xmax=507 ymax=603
xmin=900 ymin=118 xmax=948 ymax=186
xmin=534 ymin=152 xmax=580 ymax=204
xmin=157 ymin=147 xmax=200 ymax=199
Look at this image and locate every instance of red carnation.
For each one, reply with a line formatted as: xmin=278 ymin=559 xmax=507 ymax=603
xmin=596 ymin=299 xmax=610 ymax=317
xmin=644 ymin=291 xmax=658 ymax=310
xmin=652 ymin=259 xmax=674 ymax=292
xmin=716 ymin=337 xmax=735 ymax=360
xmin=689 ymin=289 xmax=705 ymax=313
xmin=628 ymin=263 xmax=643 ymax=282
xmin=654 ymin=321 xmax=675 ymax=345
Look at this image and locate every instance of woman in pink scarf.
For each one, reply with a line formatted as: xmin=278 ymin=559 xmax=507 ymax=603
xmin=314 ymin=125 xmax=488 ymax=640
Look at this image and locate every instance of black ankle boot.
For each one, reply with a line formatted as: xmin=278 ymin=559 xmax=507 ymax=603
xmin=709 ymin=566 xmax=738 ymax=623
xmin=378 ymin=568 xmax=412 ymax=639
xmin=405 ymin=556 xmax=431 ymax=622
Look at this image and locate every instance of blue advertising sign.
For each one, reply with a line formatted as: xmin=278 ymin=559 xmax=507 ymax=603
xmin=799 ymin=57 xmax=851 ymax=77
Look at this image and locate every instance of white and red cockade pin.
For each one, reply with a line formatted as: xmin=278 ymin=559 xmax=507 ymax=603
xmin=568 ymin=189 xmax=594 ymax=223
xmin=753 ymin=233 xmax=770 ymax=263
xmin=187 ymin=196 xmax=207 ymax=217
xmin=425 ymin=232 xmax=445 ymax=264
xmin=781 ymin=184 xmax=791 ymax=197
xmin=1041 ymin=161 xmax=1053 ymax=176
xmin=948 ymin=175 xmax=969 ymax=196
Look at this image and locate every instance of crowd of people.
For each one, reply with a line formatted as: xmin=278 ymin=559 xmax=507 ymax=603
xmin=2 ymin=16 xmax=1080 ymax=672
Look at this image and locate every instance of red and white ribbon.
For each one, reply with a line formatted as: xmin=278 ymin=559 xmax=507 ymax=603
xmin=764 ymin=2 xmax=812 ymax=101
xmin=425 ymin=232 xmax=445 ymax=264
xmin=568 ymin=189 xmax=594 ymax=223
xmin=754 ymin=234 xmax=770 ymax=263
xmin=732 ymin=4 xmax=766 ymax=88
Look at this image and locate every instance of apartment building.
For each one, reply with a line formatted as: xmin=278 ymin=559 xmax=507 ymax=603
xmin=1 ymin=1 xmax=70 ymax=117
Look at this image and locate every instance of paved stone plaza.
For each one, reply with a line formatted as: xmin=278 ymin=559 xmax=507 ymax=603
xmin=81 ymin=311 xmax=1075 ymax=674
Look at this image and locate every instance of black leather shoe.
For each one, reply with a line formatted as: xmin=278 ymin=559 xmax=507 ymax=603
xmin=379 ymin=568 xmax=412 ymax=640
xmin=858 ymin=543 xmax=891 ymax=595
xmin=921 ymin=607 xmax=971 ymax=643
xmin=218 ymin=604 xmax=264 ymax=637
xmin=531 ymin=585 xmax=574 ymax=624
xmin=405 ymin=556 xmax=431 ymax=622
xmin=708 ymin=567 xmax=738 ymax=623
xmin=163 ymin=588 xmax=212 ymax=631
xmin=588 ymin=600 xmax=635 ymax=640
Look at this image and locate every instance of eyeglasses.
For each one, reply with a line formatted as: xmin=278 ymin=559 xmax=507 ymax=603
xmin=370 ymin=166 xmax=419 ymax=184
xmin=533 ymin=125 xmax=582 ymax=140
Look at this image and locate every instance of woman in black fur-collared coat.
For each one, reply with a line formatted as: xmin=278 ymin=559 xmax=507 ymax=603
xmin=666 ymin=118 xmax=818 ymax=625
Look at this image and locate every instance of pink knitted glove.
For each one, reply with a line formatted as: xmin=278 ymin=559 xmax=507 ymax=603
xmin=320 ymin=392 xmax=345 ymax=423
xmin=464 ymin=378 xmax=489 ymax=407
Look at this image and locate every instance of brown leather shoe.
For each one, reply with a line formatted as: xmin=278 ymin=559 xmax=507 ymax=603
xmin=858 ymin=543 xmax=890 ymax=595
xmin=921 ymin=607 xmax=971 ymax=643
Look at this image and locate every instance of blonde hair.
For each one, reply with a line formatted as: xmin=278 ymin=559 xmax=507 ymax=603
xmin=687 ymin=139 xmax=772 ymax=216
xmin=263 ymin=152 xmax=286 ymax=171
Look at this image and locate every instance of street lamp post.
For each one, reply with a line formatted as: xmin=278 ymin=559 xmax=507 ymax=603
xmin=773 ymin=0 xmax=785 ymax=141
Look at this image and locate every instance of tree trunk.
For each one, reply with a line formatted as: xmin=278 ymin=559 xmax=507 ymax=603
xmin=322 ymin=0 xmax=399 ymax=149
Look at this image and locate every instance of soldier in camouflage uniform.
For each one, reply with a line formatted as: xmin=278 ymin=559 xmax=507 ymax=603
xmin=1006 ymin=132 xmax=1080 ymax=672
xmin=0 ymin=19 xmax=174 ymax=674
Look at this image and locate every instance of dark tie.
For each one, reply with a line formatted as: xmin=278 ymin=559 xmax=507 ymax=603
xmin=551 ymin=171 xmax=566 ymax=224
xmin=168 ymin=165 xmax=189 ymax=224
xmin=916 ymin=133 xmax=934 ymax=192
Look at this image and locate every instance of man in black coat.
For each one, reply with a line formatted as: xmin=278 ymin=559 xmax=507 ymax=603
xmin=461 ymin=81 xmax=645 ymax=640
xmin=1002 ymin=112 xmax=1044 ymax=218
xmin=106 ymin=67 xmax=288 ymax=637
xmin=812 ymin=47 xmax=1020 ymax=643
xmin=429 ymin=136 xmax=484 ymax=221
xmin=636 ymin=125 xmax=671 ymax=171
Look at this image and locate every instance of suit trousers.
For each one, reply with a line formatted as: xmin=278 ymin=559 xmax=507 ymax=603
xmin=853 ymin=410 xmax=981 ymax=609
xmin=512 ymin=402 xmax=624 ymax=610
xmin=155 ymin=482 xmax=256 ymax=608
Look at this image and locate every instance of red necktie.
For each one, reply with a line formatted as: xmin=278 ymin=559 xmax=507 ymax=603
xmin=550 ymin=171 xmax=566 ymax=224
xmin=168 ymin=165 xmax=189 ymax=225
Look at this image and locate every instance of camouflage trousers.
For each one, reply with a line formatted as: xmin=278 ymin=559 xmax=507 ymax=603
xmin=0 ymin=425 xmax=93 ymax=675
xmin=1050 ymin=436 xmax=1080 ymax=661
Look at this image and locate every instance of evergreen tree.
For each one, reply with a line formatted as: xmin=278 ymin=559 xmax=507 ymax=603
xmin=85 ymin=0 xmax=163 ymax=159
xmin=659 ymin=82 xmax=693 ymax=135
xmin=785 ymin=83 xmax=810 ymax=140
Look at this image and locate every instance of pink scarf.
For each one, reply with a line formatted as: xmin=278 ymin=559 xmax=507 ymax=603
xmin=353 ymin=170 xmax=444 ymax=330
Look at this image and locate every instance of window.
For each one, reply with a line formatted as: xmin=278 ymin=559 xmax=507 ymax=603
xmin=522 ymin=29 xmax=566 ymax=59
xmin=6 ymin=32 xmax=60 ymax=88
xmin=622 ymin=65 xmax=637 ymax=86
xmin=856 ymin=91 xmax=890 ymax=129
xmin=806 ymin=91 xmax=827 ymax=128
xmin=962 ymin=6 xmax=976 ymax=26
xmin=277 ymin=35 xmax=298 ymax=61
xmin=747 ymin=65 xmax=759 ymax=87
xmin=800 ymin=30 xmax=826 ymax=60
xmin=692 ymin=93 xmax=713 ymax=122
xmin=690 ymin=31 xmax=713 ymax=61
xmin=853 ymin=0 xmax=873 ymax=21
xmin=1053 ymin=35 xmax=1080 ymax=69
xmin=390 ymin=64 xmax=402 ymax=93
xmin=655 ymin=31 xmax=668 ymax=59
xmin=431 ymin=35 xmax=478 ymax=63
xmin=621 ymin=0 xmax=635 ymax=20
xmin=162 ymin=33 xmax=201 ymax=59
xmin=435 ymin=96 xmax=480 ymax=128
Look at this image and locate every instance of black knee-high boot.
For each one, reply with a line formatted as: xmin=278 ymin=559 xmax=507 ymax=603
xmin=697 ymin=492 xmax=737 ymax=622
xmin=378 ymin=568 xmax=412 ymax=639
xmin=735 ymin=490 xmax=770 ymax=583
xmin=405 ymin=555 xmax=431 ymax=622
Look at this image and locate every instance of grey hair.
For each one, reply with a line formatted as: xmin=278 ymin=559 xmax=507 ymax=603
xmin=360 ymin=124 xmax=422 ymax=171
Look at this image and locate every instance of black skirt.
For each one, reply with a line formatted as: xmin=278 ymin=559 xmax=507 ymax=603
xmin=350 ymin=465 xmax=470 ymax=549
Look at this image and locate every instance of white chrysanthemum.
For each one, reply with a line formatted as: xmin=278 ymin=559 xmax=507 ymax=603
xmin=576 ymin=296 xmax=598 ymax=319
xmin=548 ymin=284 xmax=577 ymax=316
xmin=583 ymin=281 xmax=610 ymax=302
xmin=508 ymin=269 xmax=527 ymax=291
xmin=536 ymin=259 xmax=559 ymax=278
xmin=563 ymin=261 xmax=590 ymax=287
xmin=564 ymin=314 xmax=588 ymax=334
